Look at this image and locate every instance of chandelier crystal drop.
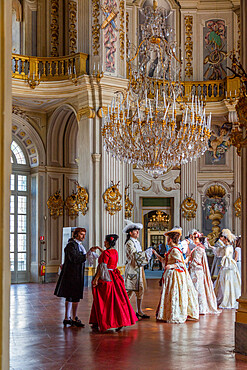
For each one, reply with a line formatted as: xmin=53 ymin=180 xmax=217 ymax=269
xmin=101 ymin=0 xmax=212 ymax=178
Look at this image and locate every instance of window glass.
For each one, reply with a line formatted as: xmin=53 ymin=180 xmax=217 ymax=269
xmin=18 ymin=175 xmax=27 ymax=191
xmin=18 ymin=253 xmax=26 ymax=271
xmin=18 ymin=234 xmax=26 ymax=252
xmin=10 ymin=195 xmax=15 ymax=214
xmin=10 ymin=253 xmax=14 ymax=272
xmin=11 ymin=141 xmax=26 ymax=164
xmin=10 ymin=234 xmax=14 ymax=252
xmin=18 ymin=196 xmax=27 ymax=214
xmin=18 ymin=215 xmax=26 ymax=233
xmin=10 ymin=174 xmax=15 ymax=190
xmin=10 ymin=215 xmax=14 ymax=233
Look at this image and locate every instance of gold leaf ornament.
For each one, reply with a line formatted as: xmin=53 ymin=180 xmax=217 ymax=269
xmin=103 ymin=182 xmax=122 ymax=215
xmin=75 ymin=183 xmax=89 ymax=215
xmin=47 ymin=190 xmax=64 ymax=218
xmin=65 ymin=191 xmax=79 ymax=218
xmin=181 ymin=196 xmax=197 ymax=221
xmin=125 ymin=186 xmax=133 ymax=219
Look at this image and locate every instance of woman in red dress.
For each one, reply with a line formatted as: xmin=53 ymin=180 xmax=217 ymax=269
xmin=89 ymin=234 xmax=138 ymax=332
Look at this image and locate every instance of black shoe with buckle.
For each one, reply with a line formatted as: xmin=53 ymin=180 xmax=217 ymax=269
xmin=115 ymin=326 xmax=123 ymax=332
xmin=63 ymin=317 xmax=73 ymax=326
xmin=72 ymin=317 xmax=85 ymax=328
xmin=136 ymin=312 xmax=150 ymax=320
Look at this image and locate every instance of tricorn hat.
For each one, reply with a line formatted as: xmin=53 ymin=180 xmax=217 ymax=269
xmin=164 ymin=227 xmax=182 ymax=237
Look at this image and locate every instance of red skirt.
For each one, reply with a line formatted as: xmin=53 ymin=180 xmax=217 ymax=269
xmin=89 ymin=268 xmax=138 ymax=332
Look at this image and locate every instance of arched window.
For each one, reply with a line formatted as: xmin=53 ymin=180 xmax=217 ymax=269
xmin=10 ymin=140 xmax=30 ymax=283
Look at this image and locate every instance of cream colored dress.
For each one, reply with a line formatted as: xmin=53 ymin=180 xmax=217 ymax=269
xmin=214 ymin=245 xmax=241 ymax=309
xmin=156 ymin=246 xmax=199 ymax=324
xmin=189 ymin=244 xmax=218 ymax=314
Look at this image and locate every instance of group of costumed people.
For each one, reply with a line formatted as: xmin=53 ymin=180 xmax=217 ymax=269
xmin=54 ymin=223 xmax=241 ymax=332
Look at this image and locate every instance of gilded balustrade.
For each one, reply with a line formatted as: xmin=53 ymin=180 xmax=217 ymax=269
xmin=11 ymin=52 xmax=88 ymax=81
xmin=143 ymin=76 xmax=240 ymax=103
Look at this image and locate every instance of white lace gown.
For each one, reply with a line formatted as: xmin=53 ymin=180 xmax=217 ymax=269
xmin=214 ymin=245 xmax=241 ymax=309
xmin=188 ymin=245 xmax=218 ymax=314
xmin=156 ymin=246 xmax=199 ymax=324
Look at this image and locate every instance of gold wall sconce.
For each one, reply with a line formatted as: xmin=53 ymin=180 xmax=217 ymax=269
xmin=47 ymin=190 xmax=64 ymax=218
xmin=125 ymin=186 xmax=133 ymax=219
xmin=92 ymin=63 xmax=104 ymax=82
xmin=68 ymin=64 xmax=78 ymax=85
xmin=181 ymin=196 xmax=198 ymax=221
xmin=103 ymin=181 xmax=122 ymax=215
xmin=74 ymin=181 xmax=89 ymax=215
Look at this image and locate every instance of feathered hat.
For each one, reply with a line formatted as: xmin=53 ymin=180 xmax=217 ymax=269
xmin=222 ymin=228 xmax=236 ymax=243
xmin=122 ymin=220 xmax=143 ymax=234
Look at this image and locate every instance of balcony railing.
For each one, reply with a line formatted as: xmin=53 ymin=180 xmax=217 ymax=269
xmin=12 ymin=53 xmax=88 ymax=81
xmin=11 ymin=52 xmax=240 ymax=102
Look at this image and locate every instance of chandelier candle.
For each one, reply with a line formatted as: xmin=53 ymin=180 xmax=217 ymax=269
xmin=102 ymin=0 xmax=212 ymax=177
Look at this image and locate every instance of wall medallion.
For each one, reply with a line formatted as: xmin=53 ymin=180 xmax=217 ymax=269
xmin=181 ymin=196 xmax=197 ymax=221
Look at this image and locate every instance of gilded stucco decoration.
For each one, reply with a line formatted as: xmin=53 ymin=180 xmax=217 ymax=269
xmin=119 ymin=1 xmax=125 ymax=60
xmin=184 ymin=15 xmax=193 ymax=78
xmin=92 ymin=0 xmax=100 ymax=56
xmin=65 ymin=192 xmax=79 ymax=218
xmin=125 ymin=186 xmax=133 ymax=219
xmin=234 ymin=196 xmax=241 ymax=218
xmin=69 ymin=1 xmax=77 ymax=54
xmin=126 ymin=12 xmax=129 ymax=54
xmin=102 ymin=0 xmax=118 ymax=73
xmin=75 ymin=182 xmax=89 ymax=215
xmin=77 ymin=107 xmax=95 ymax=122
xmin=50 ymin=0 xmax=59 ymax=57
xmin=181 ymin=196 xmax=197 ymax=221
xmin=47 ymin=190 xmax=64 ymax=218
xmin=204 ymin=184 xmax=227 ymax=245
xmin=103 ymin=181 xmax=122 ymax=215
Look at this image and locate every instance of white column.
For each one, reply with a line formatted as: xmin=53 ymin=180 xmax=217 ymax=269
xmin=0 ymin=0 xmax=12 ymax=367
xmin=181 ymin=160 xmax=198 ymax=237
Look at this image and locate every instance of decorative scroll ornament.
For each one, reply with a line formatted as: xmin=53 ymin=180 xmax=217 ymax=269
xmin=125 ymin=186 xmax=133 ymax=219
xmin=50 ymin=0 xmax=59 ymax=57
xmin=234 ymin=196 xmax=241 ymax=218
xmin=47 ymin=190 xmax=64 ymax=218
xmin=92 ymin=0 xmax=100 ymax=55
xmin=184 ymin=15 xmax=193 ymax=78
xmin=75 ymin=182 xmax=89 ymax=215
xmin=65 ymin=191 xmax=79 ymax=218
xmin=119 ymin=0 xmax=125 ymax=60
xmin=103 ymin=181 xmax=122 ymax=215
xmin=181 ymin=196 xmax=197 ymax=221
xmin=69 ymin=1 xmax=77 ymax=54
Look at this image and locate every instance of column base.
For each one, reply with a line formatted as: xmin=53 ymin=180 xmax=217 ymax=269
xmin=235 ymin=298 xmax=247 ymax=355
xmin=235 ymin=322 xmax=247 ymax=355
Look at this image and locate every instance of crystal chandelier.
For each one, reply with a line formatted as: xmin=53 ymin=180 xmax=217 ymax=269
xmin=102 ymin=0 xmax=212 ymax=177
xmin=148 ymin=210 xmax=170 ymax=230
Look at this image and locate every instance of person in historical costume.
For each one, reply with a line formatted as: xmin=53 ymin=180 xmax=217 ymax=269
xmin=234 ymin=236 xmax=241 ymax=277
xmin=187 ymin=233 xmax=219 ymax=314
xmin=211 ymin=232 xmax=228 ymax=279
xmin=214 ymin=229 xmax=241 ymax=309
xmin=153 ymin=228 xmax=199 ymax=324
xmin=89 ymin=234 xmax=138 ymax=332
xmin=54 ymin=227 xmax=99 ymax=327
xmin=123 ymin=221 xmax=153 ymax=320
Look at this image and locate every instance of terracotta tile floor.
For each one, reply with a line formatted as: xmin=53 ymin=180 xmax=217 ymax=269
xmin=10 ymin=280 xmax=247 ymax=370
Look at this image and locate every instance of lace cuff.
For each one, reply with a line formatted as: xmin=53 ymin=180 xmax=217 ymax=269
xmin=145 ymin=248 xmax=153 ymax=262
xmin=99 ymin=262 xmax=111 ymax=282
xmin=87 ymin=250 xmax=99 ymax=266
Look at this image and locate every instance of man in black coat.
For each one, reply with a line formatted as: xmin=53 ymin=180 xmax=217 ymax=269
xmin=54 ymin=227 xmax=98 ymax=327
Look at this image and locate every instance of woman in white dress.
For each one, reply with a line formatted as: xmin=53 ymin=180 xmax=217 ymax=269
xmin=214 ymin=229 xmax=241 ymax=309
xmin=153 ymin=228 xmax=199 ymax=324
xmin=187 ymin=233 xmax=219 ymax=314
xmin=234 ymin=236 xmax=241 ymax=278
